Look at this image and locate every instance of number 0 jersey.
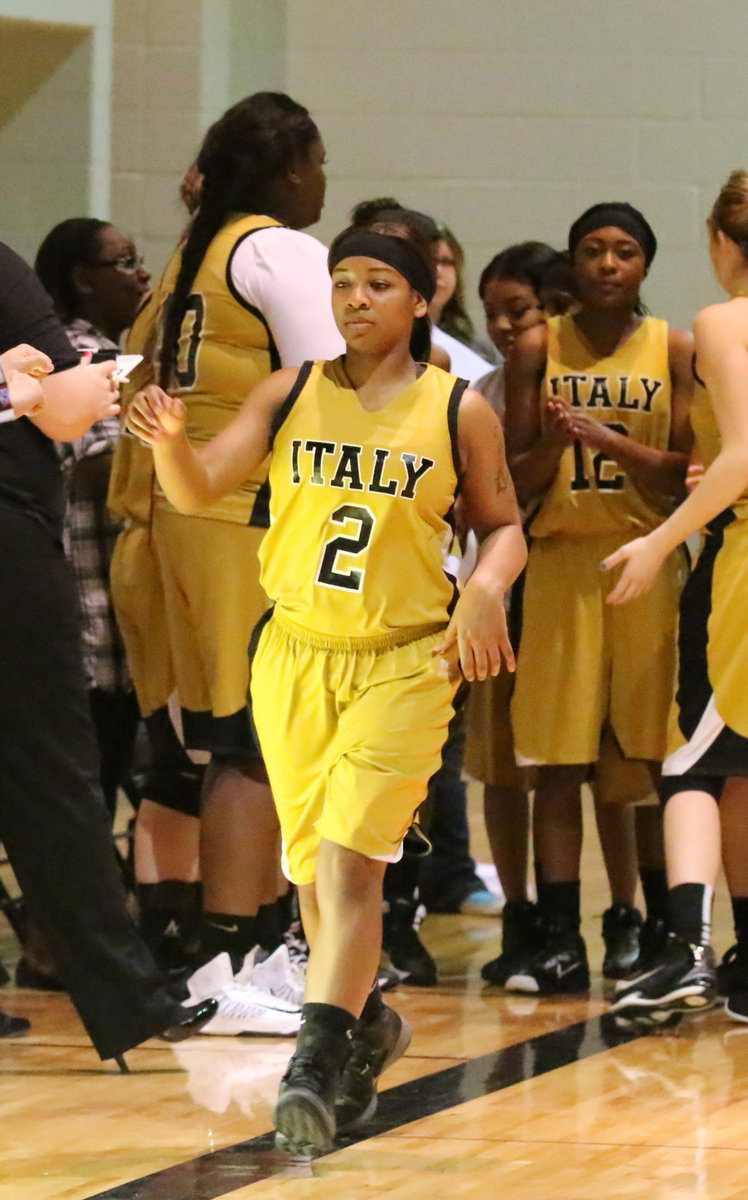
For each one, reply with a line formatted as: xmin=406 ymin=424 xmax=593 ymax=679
xmin=530 ymin=314 xmax=674 ymax=538
xmin=109 ymin=212 xmax=281 ymax=528
xmin=259 ymin=359 xmax=464 ymax=639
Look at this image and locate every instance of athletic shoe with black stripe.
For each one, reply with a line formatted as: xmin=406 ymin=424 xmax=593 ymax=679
xmin=504 ymin=923 xmax=590 ymax=995
xmin=481 ymin=900 xmax=545 ymax=987
xmin=610 ymin=933 xmax=717 ymax=1017
xmin=602 ymin=903 xmax=642 ymax=980
xmin=274 ymin=1048 xmax=339 ymax=1154
xmin=335 ymin=1005 xmax=412 ymax=1133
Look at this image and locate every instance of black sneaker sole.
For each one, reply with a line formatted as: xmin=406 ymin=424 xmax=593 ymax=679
xmin=610 ymin=982 xmax=718 ymax=1016
xmin=274 ymin=1087 xmax=335 ymax=1155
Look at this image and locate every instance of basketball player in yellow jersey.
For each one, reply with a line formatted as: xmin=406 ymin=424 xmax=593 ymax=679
xmin=109 ymin=94 xmax=344 ymax=1007
xmin=504 ymin=203 xmax=693 ymax=995
xmin=126 ymin=219 xmax=526 ymax=1153
xmin=606 ymin=173 xmax=748 ymax=1023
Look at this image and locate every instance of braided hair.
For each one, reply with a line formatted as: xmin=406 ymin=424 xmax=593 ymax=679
xmin=159 ymin=92 xmax=319 ymax=390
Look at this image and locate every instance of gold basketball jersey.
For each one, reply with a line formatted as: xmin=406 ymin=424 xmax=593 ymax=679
xmin=690 ymin=368 xmax=748 ymax=518
xmin=259 ymin=360 xmax=464 ymax=638
xmin=109 ymin=213 xmax=282 ymax=527
xmin=530 ymin=315 xmax=674 ymax=538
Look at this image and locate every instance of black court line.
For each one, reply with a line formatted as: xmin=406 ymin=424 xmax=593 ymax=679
xmin=87 ymin=1013 xmax=648 ymax=1200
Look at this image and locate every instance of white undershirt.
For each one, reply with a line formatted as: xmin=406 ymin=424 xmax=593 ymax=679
xmin=229 ymin=226 xmax=344 ymax=366
xmin=431 ymin=326 xmax=493 ymax=387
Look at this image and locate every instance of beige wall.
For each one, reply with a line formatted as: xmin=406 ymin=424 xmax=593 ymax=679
xmin=0 ymin=20 xmax=92 ymax=262
xmin=110 ymin=0 xmax=203 ymax=275
xmin=283 ymin=0 xmax=748 ymax=332
xmin=1 ymin=0 xmax=748 ymax=331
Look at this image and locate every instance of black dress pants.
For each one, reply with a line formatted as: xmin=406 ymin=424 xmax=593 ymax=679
xmin=0 ymin=506 xmax=178 ymax=1059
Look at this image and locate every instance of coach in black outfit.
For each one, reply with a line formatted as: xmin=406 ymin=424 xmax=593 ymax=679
xmin=0 ymin=241 xmax=215 ymax=1062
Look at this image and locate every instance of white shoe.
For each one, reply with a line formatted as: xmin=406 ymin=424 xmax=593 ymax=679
xmin=198 ymin=983 xmax=300 ymax=1036
xmin=237 ymin=944 xmax=306 ymax=1008
xmin=183 ymin=952 xmax=301 ymax=1037
xmin=184 ymin=952 xmax=236 ymax=1003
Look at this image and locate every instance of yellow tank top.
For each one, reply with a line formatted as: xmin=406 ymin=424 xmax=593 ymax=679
xmin=691 ymin=367 xmax=748 ymax=519
xmin=259 ymin=360 xmax=464 ymax=638
xmin=109 ymin=213 xmax=281 ymax=527
xmin=530 ymin=314 xmax=674 ymax=538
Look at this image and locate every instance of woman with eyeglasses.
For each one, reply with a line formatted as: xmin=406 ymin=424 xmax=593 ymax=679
xmin=35 ymin=219 xmax=151 ymax=805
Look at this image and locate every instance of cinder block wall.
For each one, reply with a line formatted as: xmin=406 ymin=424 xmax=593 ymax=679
xmin=284 ymin=0 xmax=748 ymax=331
xmin=110 ymin=0 xmax=204 ymax=276
xmin=2 ymin=0 xmax=747 ymax=334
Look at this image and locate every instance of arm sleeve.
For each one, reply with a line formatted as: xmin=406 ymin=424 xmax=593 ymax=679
xmin=229 ymin=227 xmax=345 ymax=366
xmin=0 ymin=242 xmax=79 ymax=371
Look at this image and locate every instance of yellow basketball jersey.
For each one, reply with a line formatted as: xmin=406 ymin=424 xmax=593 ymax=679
xmin=259 ymin=360 xmax=464 ymax=638
xmin=690 ymin=367 xmax=748 ymax=518
xmin=109 ymin=213 xmax=282 ymax=527
xmin=530 ymin=315 xmax=674 ymax=538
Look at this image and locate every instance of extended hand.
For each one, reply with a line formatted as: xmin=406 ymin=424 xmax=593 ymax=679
xmin=601 ymin=535 xmax=666 ymax=605
xmin=126 ymin=384 xmax=186 ymax=444
xmin=432 ymin=577 xmax=514 ymax=682
xmin=1 ymin=343 xmax=53 ymax=379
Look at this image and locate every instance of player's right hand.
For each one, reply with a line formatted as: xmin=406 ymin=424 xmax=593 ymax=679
xmin=544 ymin=398 xmax=574 ymax=444
xmin=126 ymin=384 xmax=186 ymax=444
xmin=0 ymin=343 xmax=53 ymax=378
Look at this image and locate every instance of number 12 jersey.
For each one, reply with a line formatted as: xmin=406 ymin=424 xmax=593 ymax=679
xmin=259 ymin=359 xmax=465 ymax=638
xmin=529 ymin=314 xmax=674 ymax=538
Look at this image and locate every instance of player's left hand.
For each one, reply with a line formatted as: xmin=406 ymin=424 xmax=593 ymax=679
xmin=1 ymin=343 xmax=53 ymax=379
xmin=432 ymin=577 xmax=515 ymax=682
xmin=568 ymin=414 xmax=615 ymax=451
xmin=601 ymin=535 xmax=666 ymax=605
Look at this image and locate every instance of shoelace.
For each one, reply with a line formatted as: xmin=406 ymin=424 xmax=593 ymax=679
xmin=283 ymin=1053 xmax=333 ymax=1091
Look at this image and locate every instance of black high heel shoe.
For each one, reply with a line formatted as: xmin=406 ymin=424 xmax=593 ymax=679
xmin=159 ymin=997 xmax=218 ymax=1042
xmin=112 ymin=997 xmax=219 ymax=1073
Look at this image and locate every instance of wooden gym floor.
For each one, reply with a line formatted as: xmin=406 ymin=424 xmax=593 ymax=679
xmin=0 ymin=790 xmax=744 ymax=1200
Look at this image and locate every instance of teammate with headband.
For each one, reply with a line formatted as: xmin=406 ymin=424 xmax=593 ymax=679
xmin=503 ymin=201 xmax=693 ymax=995
xmin=125 ymin=219 xmax=527 ymax=1154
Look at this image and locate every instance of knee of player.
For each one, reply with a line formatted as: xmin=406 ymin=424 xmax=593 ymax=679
xmin=317 ymin=838 xmax=386 ymax=898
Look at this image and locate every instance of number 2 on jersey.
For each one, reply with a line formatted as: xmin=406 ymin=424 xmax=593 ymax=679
xmin=570 ymin=422 xmax=629 ymax=492
xmin=317 ymin=504 xmax=375 ymax=592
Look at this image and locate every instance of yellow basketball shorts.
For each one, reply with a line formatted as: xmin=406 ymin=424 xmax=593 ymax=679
xmin=464 ymin=674 xmax=653 ymax=803
xmin=111 ymin=507 xmax=269 ymax=754
xmin=464 ymin=669 xmax=527 ymax=789
xmin=250 ymin=609 xmax=458 ymax=886
xmin=512 ymin=533 xmax=686 ymax=766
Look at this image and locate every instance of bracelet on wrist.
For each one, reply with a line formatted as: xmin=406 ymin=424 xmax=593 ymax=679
xmin=0 ymin=363 xmax=15 ymax=422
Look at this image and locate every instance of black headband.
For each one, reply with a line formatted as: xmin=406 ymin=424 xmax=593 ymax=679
xmin=568 ymin=202 xmax=657 ymax=267
xmin=328 ymin=230 xmax=436 ymax=303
